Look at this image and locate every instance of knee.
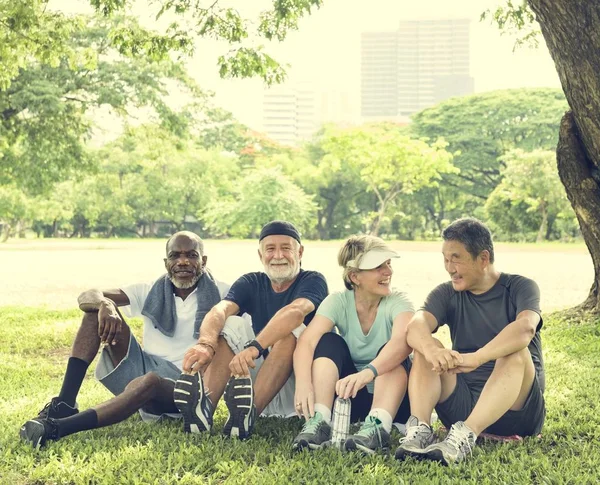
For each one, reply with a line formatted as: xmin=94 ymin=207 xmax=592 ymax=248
xmin=124 ymin=372 xmax=161 ymax=395
xmin=314 ymin=332 xmax=345 ymax=356
xmin=271 ymin=333 xmax=296 ymax=355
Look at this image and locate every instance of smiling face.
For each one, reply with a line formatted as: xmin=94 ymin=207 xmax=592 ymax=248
xmin=258 ymin=235 xmax=303 ymax=285
xmin=351 ymin=259 xmax=394 ymax=298
xmin=442 ymin=240 xmax=488 ymax=292
xmin=164 ymin=234 xmax=206 ymax=289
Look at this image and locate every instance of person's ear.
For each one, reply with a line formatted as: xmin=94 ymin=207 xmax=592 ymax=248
xmin=479 ymin=250 xmax=490 ymax=267
xmin=201 ymin=255 xmax=207 ymax=268
xmin=163 ymin=258 xmax=168 ymax=270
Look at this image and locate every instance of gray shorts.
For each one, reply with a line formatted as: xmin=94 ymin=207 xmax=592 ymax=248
xmin=221 ymin=315 xmax=305 ymax=418
xmin=435 ymin=372 xmax=546 ymax=436
xmin=95 ymin=333 xmax=181 ymax=422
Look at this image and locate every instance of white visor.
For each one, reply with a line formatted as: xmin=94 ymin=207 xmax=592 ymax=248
xmin=346 ymin=249 xmax=400 ymax=270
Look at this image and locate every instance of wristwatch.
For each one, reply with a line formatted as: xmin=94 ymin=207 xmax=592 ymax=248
xmin=244 ymin=339 xmax=267 ymax=358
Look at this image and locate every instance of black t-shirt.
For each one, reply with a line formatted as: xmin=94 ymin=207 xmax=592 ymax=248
xmin=422 ymin=273 xmax=545 ymax=392
xmin=224 ymin=269 xmax=329 ymax=335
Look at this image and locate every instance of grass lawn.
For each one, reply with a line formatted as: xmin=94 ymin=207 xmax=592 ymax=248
xmin=1 ymin=307 xmax=599 ymax=484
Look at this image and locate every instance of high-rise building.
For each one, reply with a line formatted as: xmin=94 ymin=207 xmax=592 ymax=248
xmin=262 ymin=83 xmax=318 ymax=146
xmin=361 ymin=19 xmax=474 ymax=122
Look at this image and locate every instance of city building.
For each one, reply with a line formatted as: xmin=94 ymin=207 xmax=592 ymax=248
xmin=361 ymin=19 xmax=474 ymax=122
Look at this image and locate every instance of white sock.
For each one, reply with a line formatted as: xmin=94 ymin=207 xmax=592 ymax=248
xmin=368 ymin=408 xmax=393 ymax=433
xmin=314 ymin=403 xmax=332 ymax=424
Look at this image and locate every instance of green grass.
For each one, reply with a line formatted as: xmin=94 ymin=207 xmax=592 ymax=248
xmin=1 ymin=307 xmax=598 ymax=484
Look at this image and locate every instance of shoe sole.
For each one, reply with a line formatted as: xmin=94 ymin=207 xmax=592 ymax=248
xmin=223 ymin=376 xmax=254 ymax=440
xmin=345 ymin=438 xmax=388 ymax=455
xmin=20 ymin=421 xmax=46 ymax=449
xmin=173 ymin=373 xmax=211 ymax=433
xmin=425 ymin=447 xmax=453 ymax=466
xmin=395 ymin=446 xmax=430 ymax=461
xmin=292 ymin=439 xmax=328 ymax=451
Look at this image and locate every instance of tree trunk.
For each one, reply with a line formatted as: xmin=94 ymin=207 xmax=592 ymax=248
xmin=528 ymin=0 xmax=600 ymax=312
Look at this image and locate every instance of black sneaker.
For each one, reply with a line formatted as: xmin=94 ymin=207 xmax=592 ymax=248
xmin=37 ymin=397 xmax=79 ymax=420
xmin=345 ymin=415 xmax=390 ymax=454
xmin=223 ymin=376 xmax=256 ymax=440
xmin=20 ymin=418 xmax=60 ymax=449
xmin=173 ymin=373 xmax=213 ymax=433
xmin=292 ymin=412 xmax=332 ymax=451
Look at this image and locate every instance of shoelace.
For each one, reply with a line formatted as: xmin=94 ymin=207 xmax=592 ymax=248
xmin=445 ymin=425 xmax=474 ymax=455
xmin=399 ymin=423 xmax=429 ymax=444
xmin=301 ymin=414 xmax=324 ymax=434
xmin=356 ymin=416 xmax=382 ymax=443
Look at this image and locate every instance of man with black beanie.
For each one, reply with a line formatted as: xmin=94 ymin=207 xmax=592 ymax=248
xmin=175 ymin=220 xmax=328 ymax=440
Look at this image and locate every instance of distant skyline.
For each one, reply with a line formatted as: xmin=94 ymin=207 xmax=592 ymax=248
xmin=51 ymin=0 xmax=562 ymax=133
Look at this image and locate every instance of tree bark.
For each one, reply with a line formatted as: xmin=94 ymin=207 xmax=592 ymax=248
xmin=528 ymin=0 xmax=600 ymax=311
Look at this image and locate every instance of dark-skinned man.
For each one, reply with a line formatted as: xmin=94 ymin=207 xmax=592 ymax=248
xmin=395 ymin=218 xmax=545 ymax=465
xmin=20 ymin=231 xmax=228 ymax=448
xmin=174 ymin=221 xmax=329 ymax=439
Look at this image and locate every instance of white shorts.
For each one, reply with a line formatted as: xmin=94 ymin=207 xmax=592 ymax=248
xmin=221 ymin=315 xmax=305 ymax=418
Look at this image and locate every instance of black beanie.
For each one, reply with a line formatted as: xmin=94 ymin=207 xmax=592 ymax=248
xmin=259 ymin=220 xmax=301 ymax=244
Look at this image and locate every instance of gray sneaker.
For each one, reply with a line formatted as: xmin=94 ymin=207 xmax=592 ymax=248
xmin=425 ymin=421 xmax=477 ymax=465
xmin=292 ymin=412 xmax=331 ymax=451
xmin=345 ymin=415 xmax=390 ymax=454
xmin=394 ymin=415 xmax=436 ymax=460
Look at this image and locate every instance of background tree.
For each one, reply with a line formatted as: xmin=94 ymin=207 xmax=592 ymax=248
xmin=204 ymin=166 xmax=316 ymax=238
xmin=485 ymin=149 xmax=577 ymax=242
xmin=488 ymin=1 xmax=600 ymax=311
xmin=321 ymin=123 xmax=456 ymax=236
xmin=410 ymin=88 xmax=568 ymax=227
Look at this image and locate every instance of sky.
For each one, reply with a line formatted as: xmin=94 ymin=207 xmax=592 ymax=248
xmin=51 ymin=0 xmax=562 ymax=131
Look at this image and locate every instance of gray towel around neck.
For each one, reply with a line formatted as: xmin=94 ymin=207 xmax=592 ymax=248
xmin=141 ymin=271 xmax=221 ymax=339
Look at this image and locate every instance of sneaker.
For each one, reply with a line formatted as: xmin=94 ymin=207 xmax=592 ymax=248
xmin=173 ymin=372 xmax=213 ymax=433
xmin=20 ymin=418 xmax=60 ymax=449
xmin=425 ymin=421 xmax=477 ymax=465
xmin=345 ymin=415 xmax=391 ymax=454
xmin=292 ymin=412 xmax=332 ymax=451
xmin=394 ymin=415 xmax=437 ymax=461
xmin=37 ymin=397 xmax=79 ymax=420
xmin=223 ymin=376 xmax=256 ymax=440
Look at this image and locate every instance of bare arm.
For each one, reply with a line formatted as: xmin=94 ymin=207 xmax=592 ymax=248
xmin=477 ymin=310 xmax=540 ymax=363
xmin=293 ymin=314 xmax=335 ymax=386
xmin=77 ymin=289 xmax=130 ymax=311
xmin=293 ymin=314 xmax=334 ymax=418
xmin=369 ymin=311 xmax=413 ymax=376
xmin=182 ymin=299 xmax=240 ymax=374
xmin=406 ymin=310 xmax=462 ymax=374
xmin=255 ymin=297 xmax=315 ymax=349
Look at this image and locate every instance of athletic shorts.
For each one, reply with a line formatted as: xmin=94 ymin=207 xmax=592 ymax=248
xmin=435 ymin=370 xmax=546 ymax=436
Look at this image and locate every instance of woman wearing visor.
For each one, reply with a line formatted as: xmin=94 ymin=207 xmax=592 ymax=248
xmin=292 ymin=235 xmax=414 ymax=454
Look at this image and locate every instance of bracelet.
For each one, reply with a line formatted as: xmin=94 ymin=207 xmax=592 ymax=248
xmin=196 ymin=341 xmax=216 ymax=355
xmin=365 ymin=363 xmax=378 ymax=378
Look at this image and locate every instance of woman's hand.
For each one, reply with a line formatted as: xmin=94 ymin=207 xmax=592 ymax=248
xmin=294 ymin=380 xmax=315 ymax=420
xmin=335 ymin=368 xmax=375 ymax=399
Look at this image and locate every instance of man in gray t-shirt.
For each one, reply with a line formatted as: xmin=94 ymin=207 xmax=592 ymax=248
xmin=395 ymin=218 xmax=545 ymax=466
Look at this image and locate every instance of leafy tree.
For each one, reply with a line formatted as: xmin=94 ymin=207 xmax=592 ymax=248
xmin=204 ymin=166 xmax=316 ymax=238
xmin=0 ymin=15 xmax=206 ymax=194
xmin=320 ymin=123 xmax=456 ymax=236
xmin=488 ymin=1 xmax=600 ymax=311
xmin=0 ymin=184 xmax=32 ymax=241
xmin=485 ymin=150 xmax=577 ymax=242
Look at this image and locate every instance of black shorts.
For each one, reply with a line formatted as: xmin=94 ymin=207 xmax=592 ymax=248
xmin=313 ymin=332 xmax=411 ymax=424
xmin=435 ymin=371 xmax=546 ymax=436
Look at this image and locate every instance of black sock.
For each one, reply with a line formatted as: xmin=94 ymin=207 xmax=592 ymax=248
xmin=58 ymin=357 xmax=89 ymax=406
xmin=57 ymin=409 xmax=98 ymax=438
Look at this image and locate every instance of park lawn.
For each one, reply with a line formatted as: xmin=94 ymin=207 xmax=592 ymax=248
xmin=0 ymin=307 xmax=598 ymax=484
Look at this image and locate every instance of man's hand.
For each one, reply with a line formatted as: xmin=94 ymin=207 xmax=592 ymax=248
xmin=294 ymin=380 xmax=315 ymax=420
xmin=182 ymin=343 xmax=215 ymax=374
xmin=423 ymin=345 xmax=463 ymax=374
xmin=448 ymin=352 xmax=483 ymax=375
xmin=97 ymin=300 xmax=123 ymax=346
xmin=335 ymin=369 xmax=374 ymax=399
xmin=229 ymin=347 xmax=259 ymax=377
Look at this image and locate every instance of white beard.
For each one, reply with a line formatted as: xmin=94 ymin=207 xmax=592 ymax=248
xmin=168 ymin=273 xmax=200 ymax=289
xmin=264 ymin=259 xmax=300 ymax=284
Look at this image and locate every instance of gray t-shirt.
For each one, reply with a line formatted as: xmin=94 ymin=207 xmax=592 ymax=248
xmin=422 ymin=273 xmax=544 ymax=392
